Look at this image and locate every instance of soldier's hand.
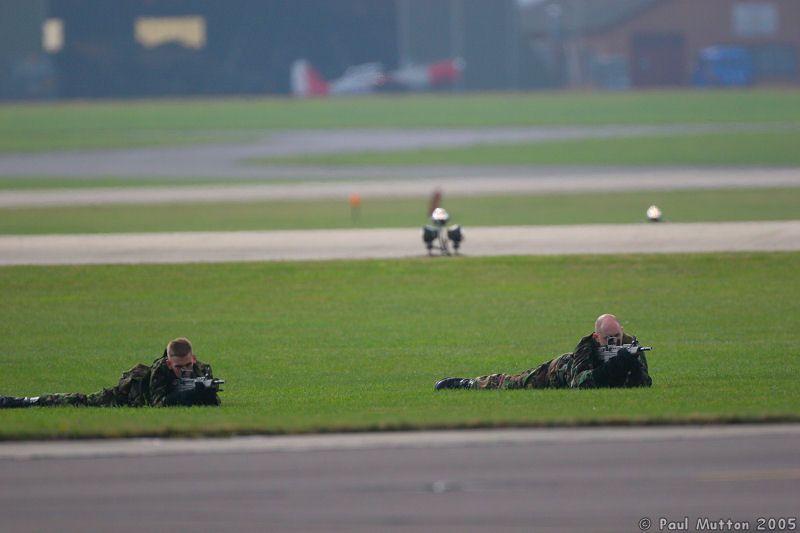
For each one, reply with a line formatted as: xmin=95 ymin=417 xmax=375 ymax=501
xmin=616 ymin=347 xmax=634 ymax=358
xmin=626 ymin=345 xmax=643 ymax=356
xmin=605 ymin=349 xmax=637 ymax=374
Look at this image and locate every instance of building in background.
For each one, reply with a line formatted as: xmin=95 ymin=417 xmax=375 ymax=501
xmin=1 ymin=0 xmax=401 ymax=99
xmin=0 ymin=0 xmax=798 ymax=100
xmin=396 ymin=0 xmax=528 ymax=91
xmin=0 ymin=0 xmax=56 ymax=99
xmin=523 ymin=0 xmax=800 ymax=89
xmin=0 ymin=0 xmax=526 ymax=99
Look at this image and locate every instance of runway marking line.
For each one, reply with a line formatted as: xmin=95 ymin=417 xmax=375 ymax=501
xmin=698 ymin=468 xmax=800 ymax=482
xmin=1 ymin=424 xmax=799 ymax=461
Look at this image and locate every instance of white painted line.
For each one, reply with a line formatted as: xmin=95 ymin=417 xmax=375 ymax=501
xmin=1 ymin=424 xmax=799 ymax=461
xmin=2 ymin=168 xmax=799 ymax=208
xmin=1 ymin=221 xmax=798 ymax=266
xmin=1 ymin=123 xmax=797 ymax=180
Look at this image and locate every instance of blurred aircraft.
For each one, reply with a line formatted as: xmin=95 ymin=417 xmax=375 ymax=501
xmin=291 ymin=58 xmax=464 ymax=97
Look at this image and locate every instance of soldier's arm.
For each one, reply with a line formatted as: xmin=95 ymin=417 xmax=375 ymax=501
xmin=568 ymin=335 xmax=602 ymax=389
xmin=624 ymin=351 xmax=653 ymax=388
xmin=568 ymin=335 xmax=640 ymax=389
xmin=162 ymin=387 xmax=210 ymax=407
xmin=192 ymin=361 xmax=222 ymax=406
xmin=149 ymin=358 xmax=222 ymax=407
xmin=148 ymin=365 xmax=173 ymax=407
xmin=619 ymin=334 xmax=653 ymax=387
xmin=155 ymin=378 xmax=222 ymax=407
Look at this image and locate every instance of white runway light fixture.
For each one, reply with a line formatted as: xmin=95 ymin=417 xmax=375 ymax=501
xmin=431 ymin=207 xmax=449 ymax=226
xmin=646 ymin=205 xmax=663 ymax=222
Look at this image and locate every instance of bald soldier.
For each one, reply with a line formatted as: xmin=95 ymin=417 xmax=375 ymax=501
xmin=0 ymin=337 xmax=222 ymax=408
xmin=435 ymin=314 xmax=652 ymax=390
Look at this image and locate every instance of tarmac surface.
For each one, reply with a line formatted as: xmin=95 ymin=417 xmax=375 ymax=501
xmin=2 ymin=221 xmax=799 ymax=265
xmin=1 ymin=123 xmax=794 ymax=180
xmin=3 ymin=167 xmax=800 ymax=208
xmin=1 ymin=425 xmax=798 ymax=532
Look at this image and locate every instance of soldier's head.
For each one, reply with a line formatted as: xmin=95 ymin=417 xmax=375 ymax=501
xmin=593 ymin=314 xmax=623 ymax=346
xmin=166 ymin=337 xmax=196 ymax=378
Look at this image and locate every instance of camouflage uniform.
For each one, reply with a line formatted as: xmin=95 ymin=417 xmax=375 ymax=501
xmin=34 ymin=353 xmax=221 ymax=407
xmin=471 ymin=333 xmax=652 ymax=390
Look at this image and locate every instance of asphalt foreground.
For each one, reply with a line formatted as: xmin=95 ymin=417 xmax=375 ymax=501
xmin=0 ymin=425 xmax=798 ymax=533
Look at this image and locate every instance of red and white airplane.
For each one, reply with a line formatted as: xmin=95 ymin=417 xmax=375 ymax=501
xmin=291 ymin=58 xmax=464 ymax=97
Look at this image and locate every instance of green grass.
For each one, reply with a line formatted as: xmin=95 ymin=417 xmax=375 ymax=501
xmin=255 ymin=130 xmax=800 ymax=167
xmin=1 ymin=187 xmax=798 ymax=235
xmin=0 ymin=253 xmax=798 ymax=439
xmin=2 ymin=89 xmax=800 ymax=152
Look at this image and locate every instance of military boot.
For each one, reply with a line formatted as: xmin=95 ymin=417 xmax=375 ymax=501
xmin=0 ymin=396 xmax=39 ymax=408
xmin=434 ymin=377 xmax=474 ymax=390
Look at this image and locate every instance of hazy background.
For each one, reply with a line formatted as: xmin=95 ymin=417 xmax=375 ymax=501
xmin=1 ymin=0 xmax=797 ymax=100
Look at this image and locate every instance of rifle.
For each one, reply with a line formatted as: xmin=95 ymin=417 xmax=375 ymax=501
xmin=597 ymin=336 xmax=652 ymax=363
xmin=176 ymin=373 xmax=225 ymax=393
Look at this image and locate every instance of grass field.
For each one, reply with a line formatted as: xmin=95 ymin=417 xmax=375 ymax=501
xmin=1 ymin=187 xmax=797 ymax=235
xmin=2 ymin=89 xmax=800 ymax=152
xmin=2 ymin=89 xmax=799 ymax=440
xmin=255 ymin=130 xmax=800 ymax=167
xmin=0 ymin=253 xmax=798 ymax=440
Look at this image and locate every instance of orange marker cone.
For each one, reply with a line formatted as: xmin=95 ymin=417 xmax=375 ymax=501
xmin=350 ymin=193 xmax=361 ymax=222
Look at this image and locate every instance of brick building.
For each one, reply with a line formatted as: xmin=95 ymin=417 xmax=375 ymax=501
xmin=523 ymin=0 xmax=800 ymax=88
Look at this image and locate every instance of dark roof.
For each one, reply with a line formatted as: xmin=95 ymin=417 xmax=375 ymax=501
xmin=522 ymin=0 xmax=662 ymax=36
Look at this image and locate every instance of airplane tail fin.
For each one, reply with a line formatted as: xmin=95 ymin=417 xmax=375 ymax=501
xmin=290 ymin=59 xmax=329 ymax=97
xmin=387 ymin=58 xmax=465 ymax=90
xmin=428 ymin=58 xmax=465 ymax=85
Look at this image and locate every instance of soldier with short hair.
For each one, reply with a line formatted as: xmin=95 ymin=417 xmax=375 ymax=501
xmin=435 ymin=314 xmax=652 ymax=390
xmin=0 ymin=337 xmax=222 ymax=408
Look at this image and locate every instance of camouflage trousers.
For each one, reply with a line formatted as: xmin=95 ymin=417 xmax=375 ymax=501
xmin=470 ymin=353 xmax=574 ymax=390
xmin=34 ymin=363 xmax=152 ymax=407
xmin=470 ymin=362 xmax=552 ymax=390
xmin=36 ymin=387 xmax=121 ymax=407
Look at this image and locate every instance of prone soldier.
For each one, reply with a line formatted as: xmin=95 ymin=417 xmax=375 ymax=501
xmin=435 ymin=314 xmax=652 ymax=390
xmin=0 ymin=337 xmax=223 ymax=408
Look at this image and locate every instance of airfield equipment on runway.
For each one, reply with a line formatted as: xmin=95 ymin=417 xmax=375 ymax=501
xmin=647 ymin=205 xmax=663 ymax=222
xmin=422 ymin=207 xmax=463 ymax=256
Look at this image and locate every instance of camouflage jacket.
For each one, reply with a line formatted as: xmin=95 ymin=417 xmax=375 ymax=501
xmin=148 ymin=354 xmax=221 ymax=407
xmin=109 ymin=354 xmax=221 ymax=407
xmin=33 ymin=353 xmax=222 ymax=408
xmin=543 ymin=333 xmax=652 ymax=389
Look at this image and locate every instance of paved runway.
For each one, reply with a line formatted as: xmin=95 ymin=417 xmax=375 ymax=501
xmin=3 ymin=167 xmax=799 ymax=208
xmin=1 ymin=425 xmax=798 ymax=532
xmin=2 ymin=221 xmax=798 ymax=266
xmin=1 ymin=123 xmax=793 ymax=179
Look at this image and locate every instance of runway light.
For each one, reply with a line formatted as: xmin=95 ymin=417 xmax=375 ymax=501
xmin=646 ymin=205 xmax=662 ymax=222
